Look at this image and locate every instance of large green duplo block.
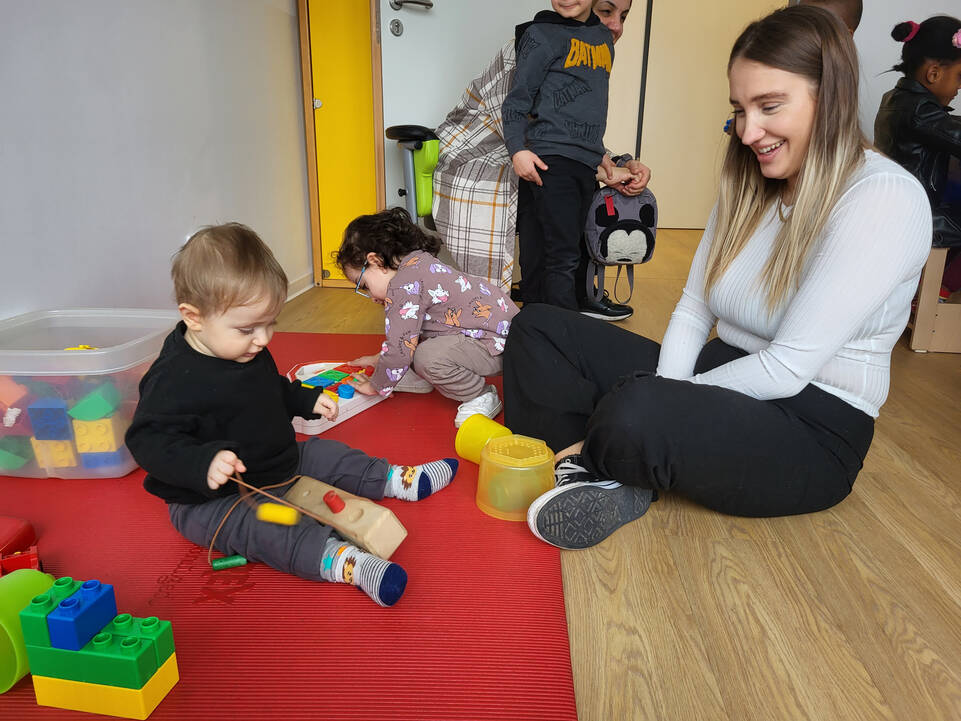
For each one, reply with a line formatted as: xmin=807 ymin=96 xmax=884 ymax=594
xmin=68 ymin=382 xmax=121 ymax=421
xmin=104 ymin=614 xmax=175 ymax=669
xmin=18 ymin=577 xmax=82 ymax=646
xmin=25 ymin=631 xmax=159 ymax=689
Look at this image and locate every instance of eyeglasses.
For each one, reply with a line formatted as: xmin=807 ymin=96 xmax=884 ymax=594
xmin=354 ymin=262 xmax=370 ymax=298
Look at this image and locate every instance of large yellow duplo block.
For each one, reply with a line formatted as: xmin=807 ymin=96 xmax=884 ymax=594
xmin=30 ymin=438 xmax=77 ymax=469
xmin=72 ymin=417 xmax=121 ymax=453
xmin=32 ymin=652 xmax=179 ymax=720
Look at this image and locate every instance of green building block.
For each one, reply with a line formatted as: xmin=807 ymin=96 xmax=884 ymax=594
xmin=0 ymin=436 xmax=32 ymax=470
xmin=68 ymin=383 xmax=121 ymax=421
xmin=18 ymin=577 xmax=82 ymax=646
xmin=320 ymin=370 xmax=348 ymax=381
xmin=104 ymin=614 xmax=175 ymax=668
xmin=25 ymin=630 xmax=159 ymax=689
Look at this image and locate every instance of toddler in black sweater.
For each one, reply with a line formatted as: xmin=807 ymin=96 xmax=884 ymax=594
xmin=125 ymin=223 xmax=458 ymax=606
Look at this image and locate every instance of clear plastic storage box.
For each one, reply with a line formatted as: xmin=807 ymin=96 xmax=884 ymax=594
xmin=0 ymin=309 xmax=178 ymax=478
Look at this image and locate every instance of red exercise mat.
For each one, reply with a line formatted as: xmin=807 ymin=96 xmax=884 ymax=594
xmin=0 ymin=333 xmax=576 ymax=721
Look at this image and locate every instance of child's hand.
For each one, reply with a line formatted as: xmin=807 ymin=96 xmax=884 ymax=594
xmin=350 ymin=354 xmax=380 ymax=368
xmin=346 ymin=375 xmax=378 ymax=396
xmin=207 ymin=450 xmax=245 ymax=490
xmin=313 ymin=393 xmax=339 ymax=420
xmin=512 ymin=150 xmax=548 ymax=186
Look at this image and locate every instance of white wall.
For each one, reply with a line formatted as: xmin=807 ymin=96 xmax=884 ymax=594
xmin=0 ymin=0 xmax=312 ymax=319
xmin=856 ymin=1 xmax=960 ymax=142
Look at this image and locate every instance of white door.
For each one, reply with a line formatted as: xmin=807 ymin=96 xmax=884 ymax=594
xmin=377 ymin=0 xmax=544 ymax=208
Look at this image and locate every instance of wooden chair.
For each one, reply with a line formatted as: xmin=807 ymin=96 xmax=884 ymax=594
xmin=909 ymin=246 xmax=961 ymax=352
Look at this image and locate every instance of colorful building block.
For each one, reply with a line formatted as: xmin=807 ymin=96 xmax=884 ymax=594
xmin=47 ymin=579 xmax=118 ymax=651
xmin=32 ymin=652 xmax=179 ymax=720
xmin=0 ymin=436 xmax=32 ymax=470
xmin=68 ymin=382 xmax=121 ymax=421
xmin=80 ymin=449 xmax=128 ymax=469
xmin=30 ymin=438 xmax=77 ymax=469
xmin=0 ymin=376 xmax=28 ymax=407
xmin=337 ymin=384 xmax=355 ymax=399
xmin=72 ymin=417 xmax=121 ymax=453
xmin=26 ymin=628 xmax=161 ymax=689
xmin=1 ymin=545 xmax=40 ymax=575
xmin=320 ymin=370 xmax=349 ymax=381
xmin=19 ymin=577 xmax=83 ymax=646
xmin=105 ymin=614 xmax=175 ymax=669
xmin=27 ymin=399 xmax=73 ymax=440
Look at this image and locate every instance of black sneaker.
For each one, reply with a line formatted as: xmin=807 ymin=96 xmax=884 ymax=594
xmin=527 ymin=455 xmax=653 ymax=549
xmin=577 ymin=292 xmax=633 ymax=321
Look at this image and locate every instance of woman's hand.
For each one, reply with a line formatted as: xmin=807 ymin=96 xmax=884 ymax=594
xmin=313 ymin=393 xmax=339 ymax=421
xmin=512 ymin=150 xmax=549 ymax=186
xmin=619 ymin=159 xmax=652 ymax=196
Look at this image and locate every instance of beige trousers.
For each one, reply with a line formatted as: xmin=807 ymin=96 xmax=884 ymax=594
xmin=411 ymin=334 xmax=503 ymax=402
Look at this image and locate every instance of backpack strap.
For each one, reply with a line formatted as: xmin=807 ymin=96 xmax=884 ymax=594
xmin=612 ymin=265 xmax=634 ymax=304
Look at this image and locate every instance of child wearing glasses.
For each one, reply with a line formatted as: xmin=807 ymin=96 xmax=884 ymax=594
xmin=337 ymin=208 xmax=519 ymax=428
xmin=126 ymin=223 xmax=459 ymax=607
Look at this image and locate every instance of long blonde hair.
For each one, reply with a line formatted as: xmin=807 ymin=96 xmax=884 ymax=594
xmin=706 ymin=6 xmax=867 ymax=310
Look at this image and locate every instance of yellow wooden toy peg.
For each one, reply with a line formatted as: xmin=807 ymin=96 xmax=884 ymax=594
xmin=255 ymin=502 xmax=302 ymax=526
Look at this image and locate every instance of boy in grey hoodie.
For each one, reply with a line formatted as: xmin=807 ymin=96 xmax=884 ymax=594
xmin=504 ymin=0 xmax=614 ymax=313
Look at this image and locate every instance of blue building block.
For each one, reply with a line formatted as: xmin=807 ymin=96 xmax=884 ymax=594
xmin=47 ymin=579 xmax=118 ymax=651
xmin=80 ymin=450 xmax=127 ymax=469
xmin=27 ymin=398 xmax=73 ymax=441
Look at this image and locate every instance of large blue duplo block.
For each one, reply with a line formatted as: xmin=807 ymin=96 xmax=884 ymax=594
xmin=28 ymin=398 xmax=72 ymax=440
xmin=47 ymin=579 xmax=118 ymax=651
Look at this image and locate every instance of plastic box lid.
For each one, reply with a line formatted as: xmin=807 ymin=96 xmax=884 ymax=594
xmin=0 ymin=309 xmax=179 ymax=375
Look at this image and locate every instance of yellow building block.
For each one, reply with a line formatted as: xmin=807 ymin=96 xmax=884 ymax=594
xmin=324 ymin=389 xmax=340 ymax=401
xmin=72 ymin=417 xmax=121 ymax=453
xmin=30 ymin=438 xmax=77 ymax=469
xmin=32 ymin=652 xmax=179 ymax=720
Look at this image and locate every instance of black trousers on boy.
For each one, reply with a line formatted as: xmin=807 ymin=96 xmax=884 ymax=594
xmin=503 ymin=304 xmax=875 ymax=518
xmin=517 ymin=155 xmax=597 ymax=309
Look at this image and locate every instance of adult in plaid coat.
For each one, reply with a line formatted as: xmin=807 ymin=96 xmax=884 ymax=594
xmin=431 ymin=0 xmax=649 ymax=292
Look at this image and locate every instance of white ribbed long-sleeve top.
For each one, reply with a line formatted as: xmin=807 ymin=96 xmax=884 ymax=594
xmin=657 ymin=151 xmax=932 ymax=418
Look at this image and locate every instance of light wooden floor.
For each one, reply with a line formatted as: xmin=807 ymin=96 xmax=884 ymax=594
xmin=277 ymin=229 xmax=961 ymax=721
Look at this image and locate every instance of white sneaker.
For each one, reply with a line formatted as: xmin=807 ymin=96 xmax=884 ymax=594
xmin=453 ymin=385 xmax=502 ymax=428
xmin=393 ymin=369 xmax=434 ymax=394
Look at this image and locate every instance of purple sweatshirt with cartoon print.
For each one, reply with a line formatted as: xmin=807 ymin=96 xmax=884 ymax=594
xmin=369 ymin=251 xmax=519 ymax=395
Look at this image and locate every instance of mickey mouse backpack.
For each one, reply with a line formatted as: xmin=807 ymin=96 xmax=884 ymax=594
xmin=584 ymin=187 xmax=657 ymax=303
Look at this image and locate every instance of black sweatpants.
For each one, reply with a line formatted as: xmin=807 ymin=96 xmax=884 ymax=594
xmin=517 ymin=155 xmax=597 ymax=309
xmin=503 ymin=304 xmax=874 ymax=518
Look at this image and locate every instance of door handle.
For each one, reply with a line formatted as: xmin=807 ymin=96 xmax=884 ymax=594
xmin=389 ymin=0 xmax=433 ymax=9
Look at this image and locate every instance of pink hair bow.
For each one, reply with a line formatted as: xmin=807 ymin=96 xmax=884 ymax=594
xmin=953 ymin=29 xmax=961 ymax=49
xmin=903 ymin=21 xmax=920 ymax=43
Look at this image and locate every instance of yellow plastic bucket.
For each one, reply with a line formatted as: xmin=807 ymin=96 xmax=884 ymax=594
xmin=477 ymin=434 xmax=554 ymax=521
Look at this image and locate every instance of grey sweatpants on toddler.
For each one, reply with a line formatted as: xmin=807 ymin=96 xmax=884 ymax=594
xmin=168 ymin=438 xmax=390 ymax=580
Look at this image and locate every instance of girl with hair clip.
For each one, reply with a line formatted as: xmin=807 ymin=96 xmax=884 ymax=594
xmin=336 ymin=208 xmax=519 ymax=428
xmin=503 ymin=5 xmax=932 ymax=550
xmin=875 ymin=16 xmax=961 ymax=298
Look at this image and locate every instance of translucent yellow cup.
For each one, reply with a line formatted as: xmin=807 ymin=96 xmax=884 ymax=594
xmin=0 ymin=568 xmax=55 ymax=693
xmin=477 ymin=434 xmax=554 ymax=521
xmin=454 ymin=414 xmax=512 ymax=465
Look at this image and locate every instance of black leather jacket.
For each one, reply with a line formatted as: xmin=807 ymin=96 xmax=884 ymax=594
xmin=875 ymin=77 xmax=961 ymax=248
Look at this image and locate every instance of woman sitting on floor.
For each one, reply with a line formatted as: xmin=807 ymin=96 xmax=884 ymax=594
xmin=503 ymin=5 xmax=932 ymax=549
